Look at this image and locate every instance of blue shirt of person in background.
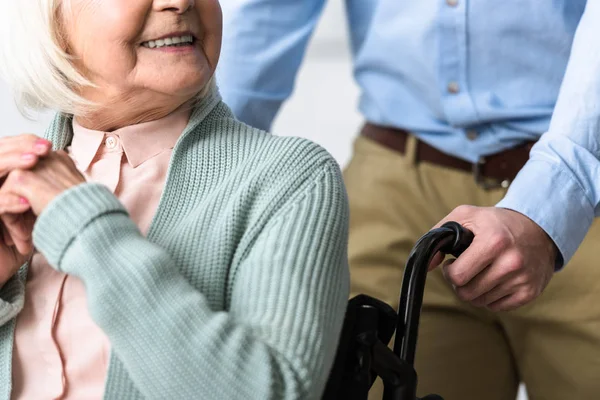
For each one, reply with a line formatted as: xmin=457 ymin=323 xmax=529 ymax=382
xmin=217 ymin=0 xmax=600 ymax=281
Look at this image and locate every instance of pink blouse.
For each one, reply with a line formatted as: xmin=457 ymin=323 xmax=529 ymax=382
xmin=11 ymin=107 xmax=191 ymax=399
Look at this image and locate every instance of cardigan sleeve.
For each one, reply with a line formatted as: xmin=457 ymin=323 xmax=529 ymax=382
xmin=32 ymin=162 xmax=349 ymax=399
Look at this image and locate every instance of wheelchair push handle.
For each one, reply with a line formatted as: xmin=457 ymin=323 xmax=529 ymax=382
xmin=441 ymin=221 xmax=474 ymax=259
xmin=384 ymin=222 xmax=473 ymax=400
xmin=395 ymin=221 xmax=474 ymax=365
xmin=322 ymin=222 xmax=473 ymax=400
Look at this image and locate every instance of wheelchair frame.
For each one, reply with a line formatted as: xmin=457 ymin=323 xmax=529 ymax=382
xmin=323 ymin=222 xmax=473 ymax=400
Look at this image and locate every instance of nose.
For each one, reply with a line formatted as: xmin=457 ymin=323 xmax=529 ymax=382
xmin=153 ymin=0 xmax=195 ymax=14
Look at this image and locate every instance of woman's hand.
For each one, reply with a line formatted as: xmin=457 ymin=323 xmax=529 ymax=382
xmin=1 ymin=150 xmax=86 ymax=216
xmin=0 ymin=134 xmax=52 ymax=285
xmin=0 ymin=150 xmax=85 ymax=284
xmin=0 ymin=205 xmax=35 ymax=286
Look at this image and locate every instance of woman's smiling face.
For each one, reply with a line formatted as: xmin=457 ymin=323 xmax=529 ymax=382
xmin=61 ymin=0 xmax=222 ymax=128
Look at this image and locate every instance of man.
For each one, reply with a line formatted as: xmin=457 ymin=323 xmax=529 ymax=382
xmin=217 ymin=1 xmax=600 ymax=399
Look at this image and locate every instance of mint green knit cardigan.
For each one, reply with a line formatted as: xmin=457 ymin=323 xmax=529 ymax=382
xmin=0 ymin=89 xmax=350 ymax=399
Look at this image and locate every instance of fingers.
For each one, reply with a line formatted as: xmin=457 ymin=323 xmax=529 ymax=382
xmin=2 ymin=212 xmax=32 ymax=242
xmin=0 ymin=222 xmax=14 ymax=247
xmin=449 ymin=261 xmax=537 ymax=312
xmin=428 ymin=251 xmax=445 ymax=271
xmin=487 ymin=289 xmax=535 ymax=312
xmin=0 ymin=194 xmax=34 ymax=255
xmin=0 ymin=153 xmax=40 ymax=177
xmin=429 ymin=205 xmax=479 ymax=271
xmin=442 ymin=237 xmax=498 ymax=287
xmin=452 ymin=251 xmax=523 ymax=302
xmin=471 ymin=280 xmax=523 ymax=309
xmin=442 ymin=206 xmax=516 ymax=287
xmin=0 ymin=192 xmax=30 ymax=215
xmin=23 ymin=210 xmax=36 ymax=233
xmin=1 ymin=169 xmax=36 ymax=200
xmin=1 ymin=214 xmax=34 ymax=256
xmin=0 ymin=135 xmax=51 ymax=156
xmin=0 ymin=135 xmax=51 ymax=177
xmin=448 ymin=245 xmax=537 ymax=311
xmin=1 ymin=152 xmax=86 ymax=216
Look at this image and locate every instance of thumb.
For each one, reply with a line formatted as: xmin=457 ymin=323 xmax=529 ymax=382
xmin=428 ymin=206 xmax=479 ymax=270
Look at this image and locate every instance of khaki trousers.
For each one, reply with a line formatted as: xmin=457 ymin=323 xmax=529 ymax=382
xmin=344 ymin=135 xmax=600 ymax=400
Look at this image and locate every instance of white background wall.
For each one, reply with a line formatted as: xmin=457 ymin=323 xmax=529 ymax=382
xmin=0 ymin=2 xmax=527 ymax=399
xmin=0 ymin=88 xmax=53 ymax=136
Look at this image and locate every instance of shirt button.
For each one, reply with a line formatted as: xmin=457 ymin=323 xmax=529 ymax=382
xmin=447 ymin=82 xmax=460 ymax=94
xmin=105 ymin=136 xmax=117 ymax=149
xmin=466 ymin=130 xmax=478 ymax=140
xmin=446 ymin=0 xmax=458 ymax=6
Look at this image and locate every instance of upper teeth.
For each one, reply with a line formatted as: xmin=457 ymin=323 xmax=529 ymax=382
xmin=143 ymin=35 xmax=194 ymax=48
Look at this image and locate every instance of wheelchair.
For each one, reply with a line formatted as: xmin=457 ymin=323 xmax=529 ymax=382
xmin=323 ymin=222 xmax=473 ymax=400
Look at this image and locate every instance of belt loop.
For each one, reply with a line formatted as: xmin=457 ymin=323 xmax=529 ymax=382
xmin=405 ymin=134 xmax=418 ymax=165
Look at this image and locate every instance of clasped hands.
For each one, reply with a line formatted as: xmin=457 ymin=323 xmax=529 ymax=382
xmin=0 ymin=134 xmax=85 ymax=285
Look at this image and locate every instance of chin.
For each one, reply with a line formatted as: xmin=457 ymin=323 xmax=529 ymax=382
xmin=165 ymin=71 xmax=210 ymax=93
xmin=158 ymin=80 xmax=209 ymax=98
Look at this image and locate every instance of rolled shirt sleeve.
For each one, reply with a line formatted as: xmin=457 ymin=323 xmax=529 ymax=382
xmin=497 ymin=0 xmax=600 ymax=268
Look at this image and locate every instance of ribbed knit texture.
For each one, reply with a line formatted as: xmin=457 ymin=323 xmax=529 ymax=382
xmin=0 ymin=87 xmax=350 ymax=399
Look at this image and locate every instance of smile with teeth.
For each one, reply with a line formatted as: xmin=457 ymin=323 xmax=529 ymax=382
xmin=142 ymin=35 xmax=194 ymax=49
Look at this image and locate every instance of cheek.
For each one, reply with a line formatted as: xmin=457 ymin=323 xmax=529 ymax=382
xmin=197 ymin=0 xmax=223 ymax=70
xmin=66 ymin=0 xmax=148 ymax=82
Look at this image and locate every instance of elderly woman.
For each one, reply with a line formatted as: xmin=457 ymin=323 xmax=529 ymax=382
xmin=0 ymin=0 xmax=349 ymax=399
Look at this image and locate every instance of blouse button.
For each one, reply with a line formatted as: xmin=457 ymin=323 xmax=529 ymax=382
xmin=105 ymin=136 xmax=117 ymax=149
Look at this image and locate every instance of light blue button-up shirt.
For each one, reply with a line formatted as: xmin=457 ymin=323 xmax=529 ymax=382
xmin=217 ymin=0 xmax=600 ymax=267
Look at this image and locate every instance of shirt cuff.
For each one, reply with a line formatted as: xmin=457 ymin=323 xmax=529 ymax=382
xmin=496 ymin=159 xmax=594 ymax=270
xmin=33 ymin=183 xmax=128 ymax=270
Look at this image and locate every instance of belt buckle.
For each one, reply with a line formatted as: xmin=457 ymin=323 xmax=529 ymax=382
xmin=472 ymin=158 xmax=511 ymax=190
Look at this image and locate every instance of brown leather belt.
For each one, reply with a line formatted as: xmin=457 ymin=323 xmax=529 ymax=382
xmin=361 ymin=123 xmax=536 ymax=189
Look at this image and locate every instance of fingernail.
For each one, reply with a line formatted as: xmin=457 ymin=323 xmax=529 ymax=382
xmin=35 ymin=139 xmax=50 ymax=146
xmin=19 ymin=197 xmax=29 ymax=205
xmin=34 ymin=144 xmax=48 ymax=154
xmin=34 ymin=140 xmax=50 ymax=154
xmin=21 ymin=153 xmax=36 ymax=162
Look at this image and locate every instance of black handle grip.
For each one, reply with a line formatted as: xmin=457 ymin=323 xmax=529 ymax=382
xmin=386 ymin=221 xmax=472 ymax=400
xmin=394 ymin=221 xmax=474 ymax=365
xmin=440 ymin=221 xmax=474 ymax=258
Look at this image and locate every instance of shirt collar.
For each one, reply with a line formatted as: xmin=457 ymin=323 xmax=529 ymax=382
xmin=69 ymin=123 xmax=104 ymax=171
xmin=44 ymin=82 xmax=222 ymax=154
xmin=70 ymin=105 xmax=192 ymax=170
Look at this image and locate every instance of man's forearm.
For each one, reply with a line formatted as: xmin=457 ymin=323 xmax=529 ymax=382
xmin=496 ymin=0 xmax=600 ymax=267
